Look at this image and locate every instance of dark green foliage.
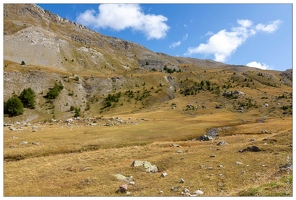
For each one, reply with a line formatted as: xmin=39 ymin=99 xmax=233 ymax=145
xmin=4 ymin=96 xmax=24 ymax=116
xmin=75 ymin=76 xmax=79 ymax=81
xmin=70 ymin=106 xmax=75 ymax=111
xmin=46 ymin=82 xmax=64 ymax=99
xmin=19 ymin=88 xmax=35 ymax=109
xmin=74 ymin=107 xmax=81 ymax=117
xmin=103 ymin=92 xmax=121 ymax=108
xmin=20 ymin=61 xmax=26 ymax=65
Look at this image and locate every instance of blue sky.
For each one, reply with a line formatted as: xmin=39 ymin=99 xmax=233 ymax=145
xmin=36 ymin=3 xmax=293 ymax=71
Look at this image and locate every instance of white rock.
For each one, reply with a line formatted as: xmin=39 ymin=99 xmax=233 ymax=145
xmin=193 ymin=189 xmax=204 ymax=195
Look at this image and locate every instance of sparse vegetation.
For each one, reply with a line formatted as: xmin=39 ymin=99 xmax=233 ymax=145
xmin=45 ymin=82 xmax=64 ymax=99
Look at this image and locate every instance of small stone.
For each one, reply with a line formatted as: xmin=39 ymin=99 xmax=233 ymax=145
xmin=159 ymin=190 xmax=163 ymax=194
xmin=177 ymin=150 xmax=183 ymax=154
xmin=218 ymin=165 xmax=223 ymax=168
xmin=180 ymin=178 xmax=185 ymax=183
xmin=128 ymin=181 xmax=135 ymax=185
xmin=161 ymin=172 xmax=168 ymax=177
xmin=118 ymin=184 xmax=128 ymax=193
xmin=125 ymin=191 xmax=131 ymax=196
xmin=19 ymin=141 xmax=28 ymax=145
xmin=236 ymin=161 xmax=243 ymax=165
xmin=193 ymin=189 xmax=204 ymax=195
xmin=183 ymin=188 xmax=190 ymax=193
xmin=210 ymin=155 xmax=216 ymax=158
xmin=31 ymin=142 xmax=40 ymax=146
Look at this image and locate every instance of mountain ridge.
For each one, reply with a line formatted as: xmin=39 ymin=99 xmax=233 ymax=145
xmin=3 ymin=3 xmax=292 ymax=123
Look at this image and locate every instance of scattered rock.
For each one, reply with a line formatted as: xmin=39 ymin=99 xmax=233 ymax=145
xmin=236 ymin=161 xmax=243 ymax=165
xmin=131 ymin=160 xmax=158 ymax=173
xmin=263 ymin=138 xmax=277 ymax=143
xmin=280 ymin=163 xmax=292 ymax=170
xmin=115 ymin=174 xmax=134 ymax=182
xmin=171 ymin=186 xmax=180 ymax=192
xmin=239 ymin=146 xmax=261 ymax=153
xmin=9 ymin=145 xmax=16 ymax=148
xmin=180 ymin=178 xmax=185 ymax=183
xmin=10 ymin=136 xmax=18 ymax=139
xmin=210 ymin=155 xmax=216 ymax=158
xmin=218 ymin=165 xmax=223 ymax=168
xmin=161 ymin=172 xmax=168 ymax=177
xmin=194 ymin=135 xmax=213 ymax=141
xmin=31 ymin=142 xmax=40 ymax=146
xmin=177 ymin=150 xmax=183 ymax=154
xmin=19 ymin=141 xmax=28 ymax=145
xmin=125 ymin=191 xmax=131 ymax=196
xmin=128 ymin=181 xmax=135 ymax=185
xmin=193 ymin=189 xmax=204 ymax=195
xmin=170 ymin=143 xmax=181 ymax=147
xmin=183 ymin=188 xmax=190 ymax=193
xmin=117 ymin=184 xmax=128 ymax=193
xmin=261 ymin=129 xmax=268 ymax=133
xmin=217 ymin=141 xmax=228 ymax=146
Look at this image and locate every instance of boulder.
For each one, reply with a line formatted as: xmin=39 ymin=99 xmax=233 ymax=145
xmin=195 ymin=135 xmax=213 ymax=141
xmin=131 ymin=160 xmax=158 ymax=173
xmin=239 ymin=146 xmax=261 ymax=153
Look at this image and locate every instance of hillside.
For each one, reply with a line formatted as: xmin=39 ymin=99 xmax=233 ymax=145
xmin=3 ymin=4 xmax=292 ymax=197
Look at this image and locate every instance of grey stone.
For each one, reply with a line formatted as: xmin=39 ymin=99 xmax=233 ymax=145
xmin=115 ymin=174 xmax=133 ymax=182
xmin=239 ymin=146 xmax=261 ymax=153
xmin=217 ymin=141 xmax=228 ymax=146
xmin=118 ymin=184 xmax=128 ymax=193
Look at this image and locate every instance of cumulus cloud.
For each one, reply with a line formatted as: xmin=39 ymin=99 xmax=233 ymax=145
xmin=185 ymin=19 xmax=281 ymax=62
xmin=256 ymin=20 xmax=281 ymax=33
xmin=76 ymin=4 xmax=170 ymax=40
xmin=246 ymin=61 xmax=271 ymax=70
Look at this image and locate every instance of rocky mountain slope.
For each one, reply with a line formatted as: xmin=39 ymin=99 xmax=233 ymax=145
xmin=3 ymin=3 xmax=292 ymax=123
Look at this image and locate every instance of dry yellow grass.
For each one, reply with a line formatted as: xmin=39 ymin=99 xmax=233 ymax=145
xmin=3 ymin=108 xmax=292 ymax=196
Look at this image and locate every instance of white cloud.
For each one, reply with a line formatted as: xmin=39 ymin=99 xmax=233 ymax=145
xmin=169 ymin=34 xmax=188 ymax=49
xmin=246 ymin=61 xmax=271 ymax=70
xmin=255 ymin=20 xmax=281 ymax=33
xmin=185 ymin=19 xmax=281 ymax=62
xmin=169 ymin=41 xmax=181 ymax=49
xmin=237 ymin=19 xmax=253 ymax=27
xmin=76 ymin=4 xmax=170 ymax=40
xmin=183 ymin=33 xmax=188 ymax=40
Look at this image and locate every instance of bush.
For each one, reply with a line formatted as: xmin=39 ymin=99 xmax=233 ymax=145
xmin=19 ymin=88 xmax=35 ymax=109
xmin=46 ymin=82 xmax=64 ymax=99
xmin=20 ymin=61 xmax=26 ymax=65
xmin=4 ymin=96 xmax=24 ymax=116
xmin=74 ymin=107 xmax=81 ymax=117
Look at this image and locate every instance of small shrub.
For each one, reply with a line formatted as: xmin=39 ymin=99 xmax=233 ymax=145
xmin=19 ymin=88 xmax=36 ymax=109
xmin=4 ymin=96 xmax=24 ymax=116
